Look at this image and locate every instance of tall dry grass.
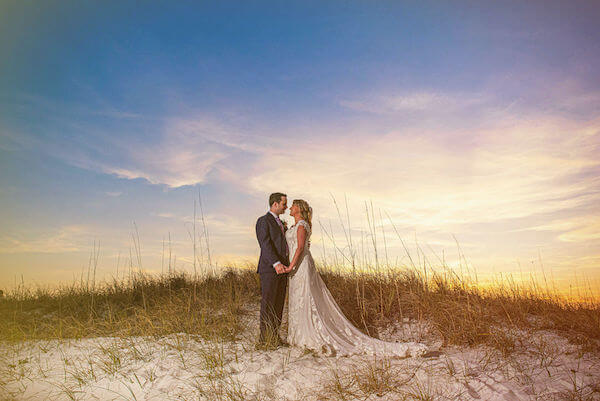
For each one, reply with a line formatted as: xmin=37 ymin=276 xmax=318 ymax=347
xmin=319 ymin=267 xmax=600 ymax=356
xmin=0 ymin=269 xmax=259 ymax=343
xmin=1 ymin=264 xmax=598 ymax=357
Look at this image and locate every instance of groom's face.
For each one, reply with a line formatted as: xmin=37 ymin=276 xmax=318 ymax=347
xmin=273 ymin=196 xmax=288 ymax=215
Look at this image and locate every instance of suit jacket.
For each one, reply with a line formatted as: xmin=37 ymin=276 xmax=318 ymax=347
xmin=256 ymin=212 xmax=289 ymax=274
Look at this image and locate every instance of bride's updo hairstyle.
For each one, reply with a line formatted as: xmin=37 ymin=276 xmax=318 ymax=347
xmin=293 ymin=199 xmax=312 ymax=229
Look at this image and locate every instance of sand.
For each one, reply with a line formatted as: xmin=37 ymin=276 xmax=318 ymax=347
xmin=1 ymin=304 xmax=599 ymax=400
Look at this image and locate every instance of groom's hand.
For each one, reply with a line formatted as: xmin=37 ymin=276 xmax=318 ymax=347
xmin=274 ymin=264 xmax=284 ymax=274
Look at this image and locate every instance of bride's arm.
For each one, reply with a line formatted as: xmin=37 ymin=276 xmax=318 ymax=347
xmin=287 ymin=225 xmax=307 ymax=272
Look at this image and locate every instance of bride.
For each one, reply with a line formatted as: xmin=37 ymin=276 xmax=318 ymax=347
xmin=282 ymin=199 xmax=429 ymax=358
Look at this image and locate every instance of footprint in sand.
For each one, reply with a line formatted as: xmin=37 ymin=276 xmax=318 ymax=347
xmin=257 ymin=373 xmax=277 ymax=394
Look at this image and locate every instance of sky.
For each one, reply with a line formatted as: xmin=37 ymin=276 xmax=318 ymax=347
xmin=1 ymin=0 xmax=599 ymax=301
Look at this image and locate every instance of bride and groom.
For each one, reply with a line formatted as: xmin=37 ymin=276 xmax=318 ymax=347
xmin=256 ymin=192 xmax=429 ymax=357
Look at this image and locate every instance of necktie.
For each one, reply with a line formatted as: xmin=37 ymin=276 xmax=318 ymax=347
xmin=275 ymin=216 xmax=284 ymax=233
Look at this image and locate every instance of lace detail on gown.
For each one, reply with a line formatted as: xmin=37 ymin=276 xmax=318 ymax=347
xmin=286 ymin=219 xmax=428 ymax=358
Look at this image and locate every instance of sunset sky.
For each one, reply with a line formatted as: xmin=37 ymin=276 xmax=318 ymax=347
xmin=1 ymin=1 xmax=599 ymax=300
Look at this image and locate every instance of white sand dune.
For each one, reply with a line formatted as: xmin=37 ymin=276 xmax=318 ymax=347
xmin=1 ymin=304 xmax=599 ymax=400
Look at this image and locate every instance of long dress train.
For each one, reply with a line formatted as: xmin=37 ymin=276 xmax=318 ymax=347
xmin=286 ymin=219 xmax=428 ymax=358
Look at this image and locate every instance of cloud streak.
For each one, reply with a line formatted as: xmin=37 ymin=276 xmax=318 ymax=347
xmin=246 ymin=115 xmax=599 ymax=232
xmin=339 ymin=91 xmax=490 ymax=114
xmin=0 ymin=225 xmax=92 ymax=254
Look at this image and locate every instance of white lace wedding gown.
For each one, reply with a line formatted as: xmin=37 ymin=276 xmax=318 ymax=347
xmin=286 ymin=219 xmax=429 ymax=358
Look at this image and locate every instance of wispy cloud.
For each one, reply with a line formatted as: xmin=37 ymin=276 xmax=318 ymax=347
xmin=152 ymin=212 xmax=176 ymax=218
xmin=0 ymin=225 xmax=92 ymax=254
xmin=38 ymin=88 xmax=596 ymax=244
xmin=557 ymin=218 xmax=600 ymax=243
xmin=0 ymin=127 xmax=41 ymax=152
xmin=244 ymin=113 xmax=600 ymax=236
xmin=339 ymin=91 xmax=490 ymax=114
xmin=29 ymin=113 xmax=257 ymax=188
xmin=511 ymin=212 xmax=600 ymax=243
xmin=7 ymin=88 xmax=599 ymax=242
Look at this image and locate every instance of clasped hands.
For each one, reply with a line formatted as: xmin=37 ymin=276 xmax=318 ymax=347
xmin=275 ymin=264 xmax=294 ymax=274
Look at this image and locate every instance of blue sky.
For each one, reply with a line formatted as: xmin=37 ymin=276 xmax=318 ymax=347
xmin=1 ymin=0 xmax=599 ymax=299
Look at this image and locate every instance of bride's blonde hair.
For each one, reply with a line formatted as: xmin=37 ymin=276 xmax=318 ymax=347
xmin=293 ymin=199 xmax=312 ymax=229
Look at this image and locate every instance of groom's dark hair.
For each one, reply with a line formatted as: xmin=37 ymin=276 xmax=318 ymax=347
xmin=269 ymin=192 xmax=287 ymax=206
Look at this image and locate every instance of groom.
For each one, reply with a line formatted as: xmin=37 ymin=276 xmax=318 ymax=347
xmin=255 ymin=192 xmax=290 ymax=348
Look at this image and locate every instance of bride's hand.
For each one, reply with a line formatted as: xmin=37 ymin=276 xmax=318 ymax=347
xmin=285 ymin=265 xmax=294 ymax=273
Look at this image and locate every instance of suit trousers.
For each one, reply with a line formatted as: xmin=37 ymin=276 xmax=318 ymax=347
xmin=258 ymin=270 xmax=287 ymax=342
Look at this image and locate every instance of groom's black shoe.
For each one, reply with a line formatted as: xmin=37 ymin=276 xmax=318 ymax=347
xmin=256 ymin=332 xmax=279 ymax=350
xmin=255 ymin=341 xmax=274 ymax=350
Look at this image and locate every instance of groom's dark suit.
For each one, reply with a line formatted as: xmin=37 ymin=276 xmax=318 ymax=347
xmin=255 ymin=212 xmax=290 ymax=343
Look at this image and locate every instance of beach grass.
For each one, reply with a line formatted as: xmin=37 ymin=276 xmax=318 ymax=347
xmin=1 ymin=263 xmax=598 ymax=355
